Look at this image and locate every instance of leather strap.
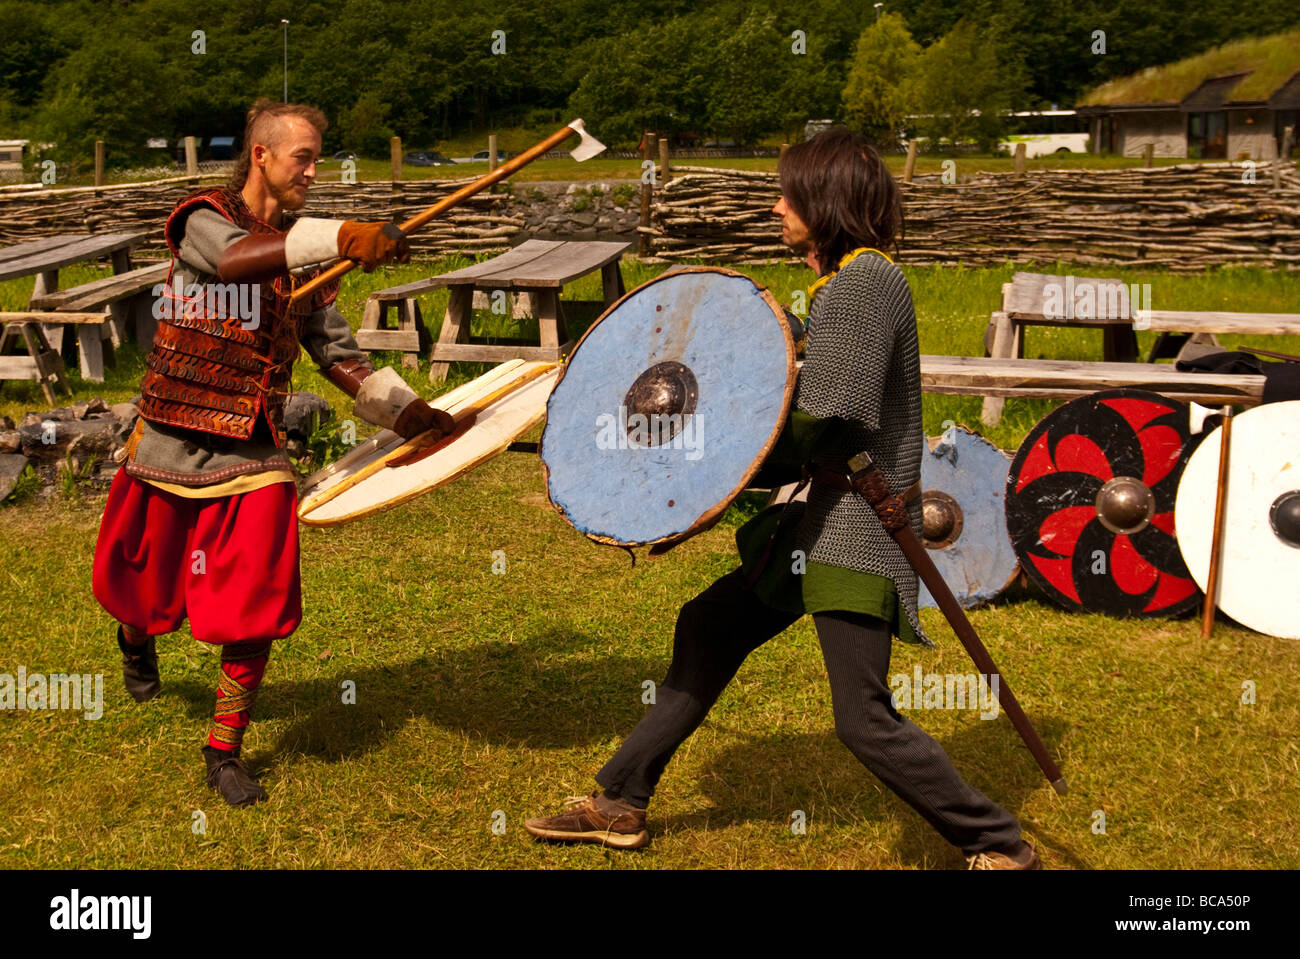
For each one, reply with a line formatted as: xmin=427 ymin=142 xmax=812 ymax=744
xmin=811 ymin=465 xmax=921 ymax=504
xmin=324 ymin=357 xmax=376 ymax=399
xmin=216 ymin=233 xmax=289 ymax=284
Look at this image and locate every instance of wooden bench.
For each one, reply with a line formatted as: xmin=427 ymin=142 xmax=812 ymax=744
xmin=19 ymin=261 xmax=170 ymax=381
xmin=358 ymin=239 xmax=629 ymax=381
xmin=923 ymin=355 xmax=1266 ymax=408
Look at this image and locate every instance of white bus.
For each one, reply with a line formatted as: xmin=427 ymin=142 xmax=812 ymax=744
xmin=999 ymin=110 xmax=1090 ymax=157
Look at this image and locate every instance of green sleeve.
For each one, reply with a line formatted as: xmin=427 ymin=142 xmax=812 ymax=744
xmin=751 ymin=409 xmax=843 ymax=488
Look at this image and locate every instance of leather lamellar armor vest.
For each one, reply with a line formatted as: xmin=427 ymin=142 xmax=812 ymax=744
xmin=137 ymin=187 xmax=339 ymax=444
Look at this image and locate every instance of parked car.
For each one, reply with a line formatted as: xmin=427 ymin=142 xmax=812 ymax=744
xmin=403 ymin=151 xmax=456 ymax=166
xmin=330 ymin=150 xmax=359 ymax=162
xmin=471 ymin=149 xmax=507 ymax=162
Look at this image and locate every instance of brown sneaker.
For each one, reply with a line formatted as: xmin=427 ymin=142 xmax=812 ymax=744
xmin=524 ymin=791 xmax=650 ymax=849
xmin=966 ymin=839 xmax=1042 ymax=870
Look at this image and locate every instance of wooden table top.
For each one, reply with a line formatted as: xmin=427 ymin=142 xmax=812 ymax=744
xmin=0 ymin=231 xmax=148 ymax=283
xmin=372 ymin=239 xmax=631 ymax=299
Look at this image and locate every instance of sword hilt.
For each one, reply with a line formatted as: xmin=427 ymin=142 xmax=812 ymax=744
xmin=846 ymin=452 xmax=910 ymax=531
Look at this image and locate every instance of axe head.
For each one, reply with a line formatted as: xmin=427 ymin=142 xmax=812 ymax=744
xmin=1188 ymin=401 xmax=1229 ymax=435
xmin=567 ymin=119 xmax=606 ymax=162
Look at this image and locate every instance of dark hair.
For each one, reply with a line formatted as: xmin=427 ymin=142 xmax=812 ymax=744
xmin=778 ymin=126 xmax=903 ymax=271
xmin=228 ymin=98 xmax=328 ymax=190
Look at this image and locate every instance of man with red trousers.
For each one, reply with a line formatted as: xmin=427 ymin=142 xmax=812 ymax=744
xmin=93 ymin=99 xmax=452 ymax=807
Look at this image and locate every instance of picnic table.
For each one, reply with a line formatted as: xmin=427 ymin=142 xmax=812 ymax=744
xmin=358 ymin=239 xmax=629 ymax=381
xmin=980 ymin=271 xmax=1300 ymax=424
xmin=0 ymin=232 xmax=146 ymax=296
xmin=0 ymin=232 xmax=148 ymax=401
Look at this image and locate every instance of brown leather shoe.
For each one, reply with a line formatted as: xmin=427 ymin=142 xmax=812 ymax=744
xmin=202 ymin=745 xmax=268 ymax=808
xmin=966 ymin=839 xmax=1042 ymax=870
xmin=524 ymin=791 xmax=650 ymax=849
xmin=116 ymin=625 xmax=160 ymax=703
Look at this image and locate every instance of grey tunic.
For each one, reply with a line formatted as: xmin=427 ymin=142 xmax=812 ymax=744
xmin=793 ymin=252 xmax=931 ymax=646
xmin=129 ymin=208 xmax=369 ymax=485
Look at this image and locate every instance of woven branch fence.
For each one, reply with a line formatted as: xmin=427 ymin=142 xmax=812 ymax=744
xmin=2 ymin=162 xmax=1298 ymax=271
xmin=649 ymin=163 xmax=1300 ymax=271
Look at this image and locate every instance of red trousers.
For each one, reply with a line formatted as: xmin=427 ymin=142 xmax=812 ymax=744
xmin=92 ymin=471 xmax=301 ymax=644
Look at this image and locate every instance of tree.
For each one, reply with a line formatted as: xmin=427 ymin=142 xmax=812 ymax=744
xmin=706 ymin=10 xmax=787 ymax=145
xmin=914 ymin=17 xmax=1024 ymax=152
xmin=841 ymin=12 xmax=923 ymax=148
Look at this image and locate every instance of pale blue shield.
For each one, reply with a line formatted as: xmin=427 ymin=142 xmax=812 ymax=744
xmin=918 ymin=426 xmax=1021 ymax=609
xmin=542 ymin=268 xmax=795 ymax=546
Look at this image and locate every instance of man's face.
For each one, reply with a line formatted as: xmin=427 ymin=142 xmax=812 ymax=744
xmin=773 ymin=195 xmax=812 ymax=254
xmin=253 ymin=117 xmax=321 ymax=211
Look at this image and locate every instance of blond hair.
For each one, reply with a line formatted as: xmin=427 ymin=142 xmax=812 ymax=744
xmin=228 ymin=99 xmax=328 ymax=190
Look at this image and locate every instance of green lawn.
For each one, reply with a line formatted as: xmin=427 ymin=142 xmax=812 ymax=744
xmin=1 ymin=258 xmax=1297 ymax=869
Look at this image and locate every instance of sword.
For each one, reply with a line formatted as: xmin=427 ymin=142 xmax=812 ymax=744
xmin=845 ymin=451 xmax=1068 ymax=795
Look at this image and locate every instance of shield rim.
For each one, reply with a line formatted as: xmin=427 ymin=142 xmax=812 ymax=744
xmin=540 ymin=265 xmax=797 ymax=549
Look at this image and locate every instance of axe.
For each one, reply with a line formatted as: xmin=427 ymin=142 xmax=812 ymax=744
xmin=291 ymin=119 xmax=607 ymax=303
xmin=1188 ymin=401 xmax=1233 ymax=639
xmin=845 ymin=451 xmax=1068 ymax=795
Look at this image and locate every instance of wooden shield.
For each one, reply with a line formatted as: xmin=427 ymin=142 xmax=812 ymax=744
xmin=1175 ymin=400 xmax=1300 ymax=639
xmin=541 ymin=267 xmax=796 ymax=547
xmin=298 ymin=360 xmax=560 ymax=527
xmin=1005 ymin=388 xmax=1203 ymax=617
xmin=918 ymin=426 xmax=1020 ymax=610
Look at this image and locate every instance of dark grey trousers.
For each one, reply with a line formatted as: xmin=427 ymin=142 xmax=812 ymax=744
xmin=595 ymin=569 xmax=1023 ymax=856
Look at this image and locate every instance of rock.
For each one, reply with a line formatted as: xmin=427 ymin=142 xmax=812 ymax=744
xmin=283 ymin=391 xmax=333 ymax=441
xmin=565 ymin=183 xmax=581 ymax=195
xmin=110 ymin=401 xmax=139 ymax=423
xmin=73 ymin=398 xmax=110 ymax=419
xmin=567 ymin=212 xmax=598 ymax=227
xmin=0 ymin=416 xmax=13 ymax=430
xmin=18 ymin=416 xmax=119 ymax=467
xmin=0 ymin=453 xmax=31 ymax=501
xmin=0 ymin=431 xmax=19 ymax=454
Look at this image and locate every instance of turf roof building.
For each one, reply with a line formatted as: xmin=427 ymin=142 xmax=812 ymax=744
xmin=1076 ymin=30 xmax=1299 ymax=160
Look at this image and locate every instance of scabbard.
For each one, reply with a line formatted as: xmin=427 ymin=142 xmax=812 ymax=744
xmin=838 ymin=455 xmax=1068 ymax=796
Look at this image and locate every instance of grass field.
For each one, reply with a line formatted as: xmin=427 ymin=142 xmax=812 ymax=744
xmin=1 ymin=258 xmax=1297 ymax=869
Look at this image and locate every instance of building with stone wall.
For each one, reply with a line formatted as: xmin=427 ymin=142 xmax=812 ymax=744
xmin=1078 ymin=31 xmax=1299 ymax=160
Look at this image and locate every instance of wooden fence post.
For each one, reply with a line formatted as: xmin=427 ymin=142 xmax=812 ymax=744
xmin=638 ymin=131 xmax=653 ymax=257
xmin=1013 ymin=141 xmax=1027 ymax=178
xmin=488 ymin=134 xmax=498 ymax=173
xmin=390 ymin=136 xmax=402 ymax=182
xmin=659 ymin=137 xmax=670 ymax=186
xmin=184 ymin=136 xmax=198 ymax=184
xmin=1143 ymin=143 xmax=1154 ymax=168
xmin=94 ymin=140 xmax=105 ymax=190
xmin=903 ymin=139 xmax=918 ymax=183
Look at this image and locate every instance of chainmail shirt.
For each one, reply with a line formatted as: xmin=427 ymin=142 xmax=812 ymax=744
xmin=793 ymin=252 xmax=931 ymax=646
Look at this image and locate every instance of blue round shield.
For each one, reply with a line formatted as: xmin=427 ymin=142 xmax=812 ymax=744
xmin=918 ymin=425 xmax=1021 ymax=609
xmin=542 ymin=267 xmax=796 ymax=547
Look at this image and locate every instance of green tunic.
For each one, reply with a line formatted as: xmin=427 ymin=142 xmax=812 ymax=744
xmin=733 ymin=410 xmax=923 ymax=645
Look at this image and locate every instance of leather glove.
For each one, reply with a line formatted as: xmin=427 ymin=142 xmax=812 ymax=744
xmin=393 ymin=397 xmax=455 ymax=441
xmin=337 ymin=221 xmax=410 ymax=272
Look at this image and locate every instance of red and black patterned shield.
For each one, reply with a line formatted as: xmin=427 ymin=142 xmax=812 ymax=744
xmin=1005 ymin=388 xmax=1203 ymax=617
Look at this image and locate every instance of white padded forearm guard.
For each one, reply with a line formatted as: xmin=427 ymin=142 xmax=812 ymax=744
xmin=284 ymin=218 xmax=343 ymax=275
xmin=353 ymin=366 xmax=420 ymax=431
